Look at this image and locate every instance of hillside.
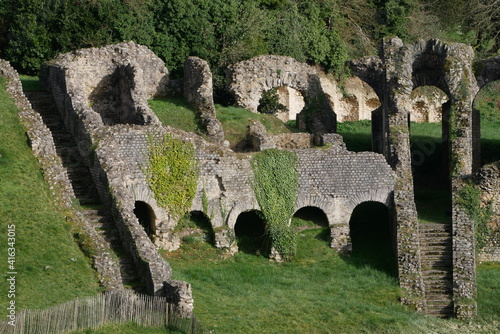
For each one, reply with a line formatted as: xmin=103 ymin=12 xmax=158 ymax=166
xmin=0 ymin=77 xmax=101 ymax=312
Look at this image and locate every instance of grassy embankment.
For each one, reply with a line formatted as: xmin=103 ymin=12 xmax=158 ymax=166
xmin=0 ymin=76 xmax=102 ymax=313
xmin=149 ymin=95 xmax=499 ymax=333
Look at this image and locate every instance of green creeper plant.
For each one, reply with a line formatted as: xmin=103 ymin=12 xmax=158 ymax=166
xmin=456 ymin=182 xmax=493 ymax=251
xmin=144 ymin=133 xmax=198 ymax=221
xmin=251 ymin=149 xmax=298 ymax=260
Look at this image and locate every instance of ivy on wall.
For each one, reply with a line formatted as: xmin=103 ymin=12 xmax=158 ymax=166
xmin=456 ymin=182 xmax=493 ymax=251
xmin=251 ymin=149 xmax=298 ymax=260
xmin=144 ymin=133 xmax=199 ymax=221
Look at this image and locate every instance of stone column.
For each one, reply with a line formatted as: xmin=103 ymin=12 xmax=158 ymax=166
xmin=381 ymin=38 xmax=425 ymax=312
xmin=445 ymin=44 xmax=479 ymax=319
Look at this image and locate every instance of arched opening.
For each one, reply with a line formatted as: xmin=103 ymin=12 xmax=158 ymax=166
xmin=234 ymin=210 xmax=267 ymax=255
xmin=348 ymin=201 xmax=397 ymax=276
xmin=275 ymin=86 xmax=305 ymax=122
xmin=336 ymin=76 xmax=380 ymax=153
xmin=133 ymin=201 xmax=156 ymax=238
xmin=474 ymin=80 xmax=500 ymax=165
xmin=292 ymin=206 xmax=329 ymax=242
xmin=177 ymin=211 xmax=214 ymax=245
xmin=257 ymin=85 xmax=305 ymax=124
xmin=409 ymin=86 xmax=452 ymax=225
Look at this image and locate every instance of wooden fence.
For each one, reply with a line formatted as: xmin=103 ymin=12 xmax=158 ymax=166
xmin=0 ymin=291 xmax=206 ymax=334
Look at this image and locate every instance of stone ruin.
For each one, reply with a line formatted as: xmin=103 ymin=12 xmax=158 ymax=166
xmin=227 ymin=54 xmax=447 ymax=124
xmin=3 ymin=38 xmax=499 ymax=320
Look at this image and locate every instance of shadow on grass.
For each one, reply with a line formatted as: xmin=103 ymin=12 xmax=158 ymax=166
xmin=344 ymin=201 xmax=398 ymax=278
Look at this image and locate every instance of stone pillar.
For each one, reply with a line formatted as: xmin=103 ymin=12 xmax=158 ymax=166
xmin=445 ymin=44 xmax=479 ymax=319
xmin=381 ymin=38 xmax=425 ymax=312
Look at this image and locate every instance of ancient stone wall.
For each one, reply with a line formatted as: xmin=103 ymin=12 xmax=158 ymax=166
xmin=108 ymin=123 xmax=394 ymax=256
xmin=40 ymin=42 xmax=194 ymax=313
xmin=227 ymin=55 xmax=336 ymax=134
xmin=476 ymin=162 xmax=500 ymax=262
xmin=351 ymin=37 xmax=483 ymax=319
xmin=183 ymin=56 xmax=225 ymax=144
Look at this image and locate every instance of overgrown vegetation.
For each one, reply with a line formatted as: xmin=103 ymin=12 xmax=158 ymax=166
xmin=251 ymin=149 xmax=299 ymax=260
xmin=456 ymin=183 xmax=493 ymax=250
xmin=257 ymin=87 xmax=288 ymax=114
xmin=0 ymin=78 xmax=101 ymax=312
xmin=144 ymin=133 xmax=198 ymax=221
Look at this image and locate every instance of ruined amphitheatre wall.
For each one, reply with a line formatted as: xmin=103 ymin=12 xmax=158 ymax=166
xmin=41 ymin=43 xmax=193 ymax=311
xmin=108 ymin=123 xmax=394 ymax=255
xmin=0 ymin=59 xmax=124 ymax=291
xmin=227 ymin=55 xmax=444 ymax=123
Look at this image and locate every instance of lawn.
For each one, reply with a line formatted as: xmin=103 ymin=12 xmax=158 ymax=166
xmin=164 ymin=222 xmax=499 ymax=333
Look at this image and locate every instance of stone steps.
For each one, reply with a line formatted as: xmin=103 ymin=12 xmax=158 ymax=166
xmin=25 ymin=90 xmax=144 ymax=293
xmin=419 ymin=223 xmax=454 ymax=318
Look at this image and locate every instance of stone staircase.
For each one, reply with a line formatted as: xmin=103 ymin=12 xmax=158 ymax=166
xmin=25 ymin=90 xmax=144 ymax=292
xmin=419 ymin=223 xmax=454 ymax=318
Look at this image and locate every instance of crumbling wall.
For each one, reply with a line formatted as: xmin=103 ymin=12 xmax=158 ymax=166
xmin=40 ymin=42 xmax=193 ymax=313
xmin=183 ymin=56 xmax=225 ymax=144
xmin=476 ymin=162 xmax=500 ymax=262
xmin=0 ymin=59 xmax=123 ymax=290
xmin=351 ymin=38 xmax=481 ymax=318
xmin=227 ymin=55 xmax=336 ymax=134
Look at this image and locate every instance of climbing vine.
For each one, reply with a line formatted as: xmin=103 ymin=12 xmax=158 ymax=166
xmin=251 ymin=149 xmax=298 ymax=260
xmin=456 ymin=182 xmax=493 ymax=251
xmin=144 ymin=133 xmax=199 ymax=221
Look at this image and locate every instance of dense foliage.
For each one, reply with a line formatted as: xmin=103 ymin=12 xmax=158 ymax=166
xmin=251 ymin=149 xmax=299 ymax=260
xmin=1 ymin=0 xmax=498 ymax=86
xmin=144 ymin=133 xmax=198 ymax=221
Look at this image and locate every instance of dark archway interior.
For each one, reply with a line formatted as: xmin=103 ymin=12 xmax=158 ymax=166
xmin=134 ymin=201 xmax=155 ymax=238
xmin=180 ymin=211 xmax=214 ymax=245
xmin=348 ymin=201 xmax=397 ymax=276
xmin=234 ymin=211 xmax=267 ymax=255
xmin=292 ymin=206 xmax=329 ymax=242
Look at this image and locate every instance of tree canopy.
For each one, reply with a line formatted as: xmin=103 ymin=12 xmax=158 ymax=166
xmin=1 ymin=0 xmax=498 ymax=85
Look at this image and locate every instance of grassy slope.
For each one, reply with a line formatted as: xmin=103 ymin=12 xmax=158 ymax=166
xmin=148 ymin=97 xmax=294 ymax=148
xmin=0 ymin=77 xmax=101 ymax=312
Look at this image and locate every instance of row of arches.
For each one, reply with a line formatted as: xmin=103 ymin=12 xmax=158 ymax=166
xmin=133 ymin=200 xmax=397 ymax=276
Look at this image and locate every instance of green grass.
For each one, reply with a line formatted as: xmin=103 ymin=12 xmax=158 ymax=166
xmin=337 ymin=119 xmax=372 ymax=152
xmin=163 ymin=222 xmax=499 ymax=333
xmin=19 ymin=75 xmax=43 ymax=92
xmin=69 ymin=322 xmax=174 ymax=334
xmin=148 ymin=97 xmax=202 ymax=134
xmin=0 ymin=77 xmax=101 ymax=311
xmin=215 ymin=104 xmax=295 ymax=148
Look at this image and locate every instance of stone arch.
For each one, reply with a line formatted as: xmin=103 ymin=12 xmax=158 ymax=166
xmin=292 ymin=206 xmax=329 ymax=227
xmin=227 ymin=55 xmax=336 ymax=133
xmin=134 ymin=201 xmax=156 ymax=238
xmin=273 ymin=85 xmax=306 ymax=122
xmin=233 ymin=210 xmax=267 ymax=254
xmin=348 ymin=201 xmax=397 ymax=276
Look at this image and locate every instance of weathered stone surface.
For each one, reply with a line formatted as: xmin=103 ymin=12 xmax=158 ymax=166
xmin=476 ymin=162 xmax=500 ymax=262
xmin=0 ymin=59 xmax=123 ymax=291
xmin=183 ymin=56 xmax=225 ymax=144
xmin=351 ymin=37 xmax=487 ymax=318
xmin=227 ymin=55 xmax=336 ymax=134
